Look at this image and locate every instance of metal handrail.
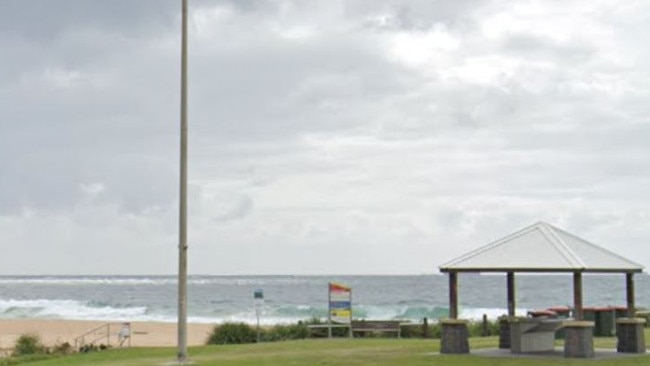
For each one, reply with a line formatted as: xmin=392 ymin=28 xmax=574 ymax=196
xmin=73 ymin=322 xmax=132 ymax=350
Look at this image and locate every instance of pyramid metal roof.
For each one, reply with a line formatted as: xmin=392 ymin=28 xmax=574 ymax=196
xmin=439 ymin=222 xmax=644 ymax=273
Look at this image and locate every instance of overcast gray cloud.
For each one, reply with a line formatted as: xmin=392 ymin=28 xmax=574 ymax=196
xmin=1 ymin=0 xmax=649 ymax=275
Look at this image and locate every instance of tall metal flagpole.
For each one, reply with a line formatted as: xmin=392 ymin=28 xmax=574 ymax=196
xmin=177 ymin=0 xmax=189 ymax=362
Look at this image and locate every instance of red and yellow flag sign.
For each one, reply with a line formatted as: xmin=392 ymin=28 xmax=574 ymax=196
xmin=329 ymin=282 xmax=352 ymax=324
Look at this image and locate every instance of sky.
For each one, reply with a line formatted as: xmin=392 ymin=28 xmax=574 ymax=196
xmin=1 ymin=0 xmax=649 ymax=275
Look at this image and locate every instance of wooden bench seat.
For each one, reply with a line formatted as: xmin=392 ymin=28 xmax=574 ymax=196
xmin=351 ymin=320 xmax=401 ymax=338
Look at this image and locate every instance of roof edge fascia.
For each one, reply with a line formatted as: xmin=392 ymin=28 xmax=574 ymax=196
xmin=440 ymin=268 xmax=644 ymax=273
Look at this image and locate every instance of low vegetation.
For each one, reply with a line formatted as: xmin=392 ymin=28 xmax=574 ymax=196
xmin=2 ymin=323 xmax=647 ymax=366
xmin=12 ymin=334 xmax=46 ymax=357
xmin=0 ymin=334 xmax=647 ymax=366
xmin=205 ymin=318 xmax=502 ymax=345
xmin=206 ymin=322 xmax=258 ymax=345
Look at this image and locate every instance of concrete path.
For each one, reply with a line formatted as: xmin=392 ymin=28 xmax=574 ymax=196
xmin=470 ymin=347 xmax=647 ymax=360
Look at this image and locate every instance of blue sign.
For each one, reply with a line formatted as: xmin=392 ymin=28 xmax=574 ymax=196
xmin=254 ymin=289 xmax=264 ymax=299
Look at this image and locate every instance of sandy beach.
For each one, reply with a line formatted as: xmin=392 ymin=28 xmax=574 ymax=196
xmin=0 ymin=319 xmax=215 ymax=353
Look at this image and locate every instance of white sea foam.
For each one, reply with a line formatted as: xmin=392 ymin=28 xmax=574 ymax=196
xmin=0 ymin=299 xmax=319 ymax=325
xmin=0 ymin=299 xmax=148 ymax=321
xmin=459 ymin=307 xmax=526 ymax=320
xmin=0 ymin=298 xmax=515 ymax=324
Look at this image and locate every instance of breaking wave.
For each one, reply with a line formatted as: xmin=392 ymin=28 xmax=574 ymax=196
xmin=0 ymin=298 xmax=508 ymax=324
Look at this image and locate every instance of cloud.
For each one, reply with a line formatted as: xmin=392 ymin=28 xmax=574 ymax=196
xmin=1 ymin=0 xmax=649 ymax=274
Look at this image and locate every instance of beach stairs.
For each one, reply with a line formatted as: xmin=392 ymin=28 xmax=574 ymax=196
xmin=73 ymin=322 xmax=132 ymax=351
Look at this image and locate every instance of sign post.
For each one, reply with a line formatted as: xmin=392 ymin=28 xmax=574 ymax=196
xmin=254 ymin=289 xmax=264 ymax=342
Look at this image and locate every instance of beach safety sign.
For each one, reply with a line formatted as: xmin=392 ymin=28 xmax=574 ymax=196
xmin=328 ymin=282 xmax=352 ymax=324
xmin=253 ymin=289 xmax=264 ymax=314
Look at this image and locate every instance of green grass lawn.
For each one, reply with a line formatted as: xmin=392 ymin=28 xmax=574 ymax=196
xmin=9 ymin=333 xmax=649 ymax=366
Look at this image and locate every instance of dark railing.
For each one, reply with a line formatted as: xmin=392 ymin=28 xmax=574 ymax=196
xmin=73 ymin=322 xmax=132 ymax=350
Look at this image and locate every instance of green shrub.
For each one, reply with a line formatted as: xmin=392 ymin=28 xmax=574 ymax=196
xmin=79 ymin=343 xmax=111 ymax=353
xmin=12 ymin=333 xmax=46 ymax=356
xmin=263 ymin=323 xmax=309 ymax=342
xmin=303 ymin=317 xmax=323 ymax=326
xmin=206 ymin=322 xmax=257 ymax=345
xmin=52 ymin=341 xmax=73 ymax=355
xmin=427 ymin=323 xmax=442 ymax=338
xmin=467 ymin=319 xmax=499 ymax=337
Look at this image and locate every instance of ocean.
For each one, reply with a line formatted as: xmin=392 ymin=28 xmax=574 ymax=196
xmin=1 ymin=274 xmax=648 ymax=325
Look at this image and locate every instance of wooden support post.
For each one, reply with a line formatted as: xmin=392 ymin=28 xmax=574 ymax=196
xmin=481 ymin=314 xmax=489 ymax=336
xmin=507 ymin=272 xmax=515 ymax=317
xmin=422 ymin=317 xmax=430 ymax=338
xmin=573 ymin=272 xmax=583 ymax=320
xmin=449 ymin=272 xmax=458 ymax=319
xmin=626 ymin=273 xmax=635 ymax=318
